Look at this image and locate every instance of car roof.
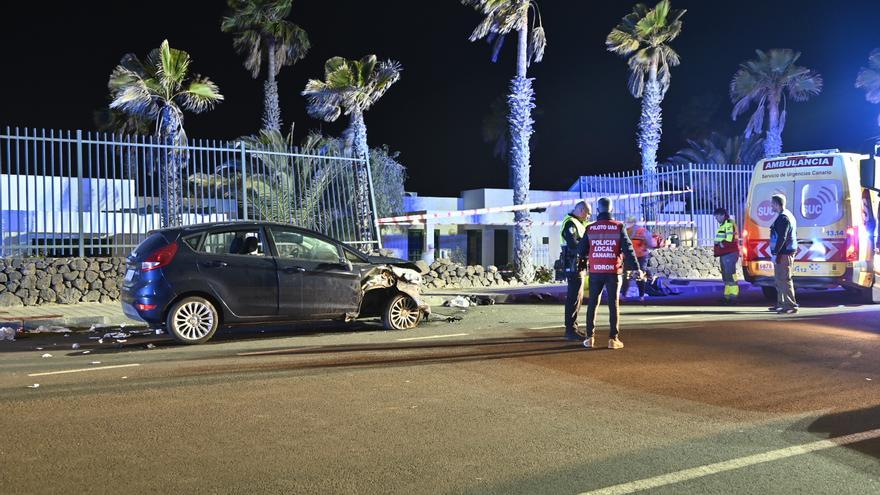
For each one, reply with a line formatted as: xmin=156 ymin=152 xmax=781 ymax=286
xmin=153 ymin=221 xmax=337 ymax=242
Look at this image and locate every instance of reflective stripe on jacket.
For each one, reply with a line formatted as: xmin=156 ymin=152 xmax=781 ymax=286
xmin=713 ymin=219 xmax=739 ymax=257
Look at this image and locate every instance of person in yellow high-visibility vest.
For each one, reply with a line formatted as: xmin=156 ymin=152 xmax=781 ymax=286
xmin=713 ymin=207 xmax=740 ymax=304
xmin=560 ymin=201 xmax=591 ymax=340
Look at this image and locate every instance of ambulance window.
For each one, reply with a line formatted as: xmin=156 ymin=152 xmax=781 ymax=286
xmin=794 ymin=180 xmax=843 ymax=226
xmin=749 ymin=182 xmax=794 ymax=227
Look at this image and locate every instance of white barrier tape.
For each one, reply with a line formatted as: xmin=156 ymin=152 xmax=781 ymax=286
xmin=380 ymin=219 xmax=696 ymax=227
xmin=378 ymin=189 xmax=691 ymax=224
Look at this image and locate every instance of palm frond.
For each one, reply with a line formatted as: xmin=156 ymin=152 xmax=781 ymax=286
xmin=177 ymin=76 xmax=224 ymax=113
xmin=231 ymin=30 xmax=263 ymax=78
xmin=157 ymin=40 xmax=191 ymax=96
xmin=856 ymin=49 xmax=880 ymax=104
xmin=108 ymin=67 xmax=160 ymax=119
xmin=528 ymin=25 xmax=546 ymax=64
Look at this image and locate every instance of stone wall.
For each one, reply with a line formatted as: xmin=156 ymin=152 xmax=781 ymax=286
xmin=0 ymin=257 xmax=127 ymax=307
xmin=647 ymin=247 xmax=743 ymax=280
xmin=422 ymin=258 xmax=522 ymax=289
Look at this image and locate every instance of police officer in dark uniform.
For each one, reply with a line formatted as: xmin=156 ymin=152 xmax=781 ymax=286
xmin=562 ymin=201 xmax=591 ymax=340
xmin=576 ymin=197 xmax=641 ymax=350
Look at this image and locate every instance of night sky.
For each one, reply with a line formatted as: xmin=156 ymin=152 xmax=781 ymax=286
xmin=3 ymin=1 xmax=880 ymax=196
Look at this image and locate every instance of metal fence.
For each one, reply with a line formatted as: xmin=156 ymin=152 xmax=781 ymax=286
xmin=572 ymin=163 xmax=754 ymax=246
xmin=0 ymin=127 xmax=379 ymax=257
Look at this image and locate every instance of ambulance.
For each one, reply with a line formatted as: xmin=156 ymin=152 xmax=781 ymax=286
xmin=741 ymin=149 xmax=880 ymax=303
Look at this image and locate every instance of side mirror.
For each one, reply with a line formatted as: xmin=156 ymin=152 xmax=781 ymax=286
xmin=861 ymin=145 xmax=880 ymax=191
xmin=338 ymin=257 xmax=353 ymax=270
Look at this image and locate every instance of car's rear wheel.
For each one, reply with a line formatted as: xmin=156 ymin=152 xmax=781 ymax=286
xmin=761 ymin=286 xmax=777 ymax=301
xmin=382 ymin=293 xmax=422 ymax=330
xmin=166 ymin=296 xmax=219 ymax=344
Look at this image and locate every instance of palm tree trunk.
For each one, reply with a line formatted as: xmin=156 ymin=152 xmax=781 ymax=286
xmin=349 ymin=110 xmax=374 ymax=245
xmin=507 ymin=20 xmax=535 ymax=284
xmin=765 ymin=95 xmax=783 ymax=157
xmin=263 ymin=39 xmax=282 ymax=132
xmin=158 ymin=105 xmax=186 ymax=228
xmin=639 ymin=64 xmax=663 ymax=223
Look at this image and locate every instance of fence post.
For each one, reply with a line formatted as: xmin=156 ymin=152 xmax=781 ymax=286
xmin=239 ymin=141 xmax=248 ymax=221
xmin=76 ymin=130 xmax=85 ymax=258
xmin=363 ymin=152 xmax=382 ymax=250
xmin=687 ymin=164 xmax=695 ymax=246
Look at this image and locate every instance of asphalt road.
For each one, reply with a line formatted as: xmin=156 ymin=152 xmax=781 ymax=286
xmin=1 ymin=288 xmax=878 ymax=494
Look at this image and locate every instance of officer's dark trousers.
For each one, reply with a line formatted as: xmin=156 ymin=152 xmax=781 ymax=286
xmin=564 ymin=271 xmax=585 ymax=333
xmin=586 ymin=273 xmax=622 ymax=339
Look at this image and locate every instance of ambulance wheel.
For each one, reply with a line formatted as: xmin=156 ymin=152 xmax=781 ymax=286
xmin=761 ymin=286 xmax=777 ymax=301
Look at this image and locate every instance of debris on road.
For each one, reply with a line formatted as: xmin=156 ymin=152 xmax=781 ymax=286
xmin=31 ymin=326 xmax=72 ymax=334
xmin=0 ymin=327 xmax=16 ymax=341
xmin=82 ymin=350 xmax=91 ymax=355
xmin=444 ymin=296 xmax=471 ymax=308
xmin=27 ymin=384 xmax=40 ymax=389
xmin=146 ymin=343 xmax=156 ymax=349
xmin=71 ymin=343 xmax=80 ymax=350
xmin=41 ymin=353 xmax=53 ymax=358
xmin=89 ymin=361 xmax=102 ymax=365
xmin=103 ymin=332 xmax=131 ymax=340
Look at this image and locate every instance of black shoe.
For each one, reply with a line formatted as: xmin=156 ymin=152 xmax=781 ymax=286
xmin=563 ymin=331 xmax=581 ymax=341
xmin=768 ymin=306 xmax=781 ymax=312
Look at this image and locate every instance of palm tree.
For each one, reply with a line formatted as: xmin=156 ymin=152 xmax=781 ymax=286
xmin=221 ymin=0 xmax=310 ymax=132
xmin=461 ymin=0 xmax=547 ymax=284
xmin=108 ymin=40 xmax=224 ymax=227
xmin=302 ymin=55 xmax=402 ymax=246
xmin=189 ymin=130 xmax=340 ymax=231
xmin=730 ymin=49 xmax=823 ymax=158
xmin=668 ymin=132 xmax=764 ymax=167
xmin=856 ymin=49 xmax=880 ymax=136
xmin=607 ymin=0 xmax=685 ymax=222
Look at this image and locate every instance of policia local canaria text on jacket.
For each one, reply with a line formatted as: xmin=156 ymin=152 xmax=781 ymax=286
xmin=575 ymin=198 xmax=640 ymax=350
xmin=560 ymin=202 xmax=591 ymax=340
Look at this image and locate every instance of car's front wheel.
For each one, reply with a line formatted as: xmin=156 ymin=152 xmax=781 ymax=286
xmin=166 ymin=296 xmax=219 ymax=344
xmin=382 ymin=293 xmax=422 ymax=330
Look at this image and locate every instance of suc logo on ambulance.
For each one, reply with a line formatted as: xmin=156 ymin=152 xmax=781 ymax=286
xmin=756 ymin=200 xmax=776 ymax=222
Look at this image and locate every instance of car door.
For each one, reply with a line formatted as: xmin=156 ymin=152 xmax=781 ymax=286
xmin=268 ymin=226 xmax=360 ymax=319
xmin=197 ymin=227 xmax=278 ymax=318
xmin=267 ymin=227 xmax=307 ymax=319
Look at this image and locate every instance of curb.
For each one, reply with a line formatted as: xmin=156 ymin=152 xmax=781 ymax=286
xmin=423 ymin=279 xmax=752 ymax=305
xmin=0 ymin=315 xmax=146 ymax=330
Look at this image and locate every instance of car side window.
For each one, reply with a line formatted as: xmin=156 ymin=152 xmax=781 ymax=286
xmin=270 ymin=228 xmax=340 ymax=263
xmin=344 ymin=248 xmax=366 ymax=263
xmin=202 ymin=230 xmax=266 ymax=256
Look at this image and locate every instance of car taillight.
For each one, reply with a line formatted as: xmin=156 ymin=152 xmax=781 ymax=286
xmin=142 ymin=242 xmax=178 ymax=272
xmin=136 ymin=303 xmax=157 ymax=311
xmin=741 ymin=230 xmax=750 ymax=260
xmin=845 ymin=226 xmax=858 ymax=262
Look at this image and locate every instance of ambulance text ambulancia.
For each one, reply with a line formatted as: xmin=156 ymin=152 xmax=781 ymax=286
xmin=742 ymin=149 xmax=880 ymax=303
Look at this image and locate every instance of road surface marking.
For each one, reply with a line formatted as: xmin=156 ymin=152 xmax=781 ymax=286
xmin=530 ymin=325 xmax=563 ymax=330
xmin=578 ymin=428 xmax=880 ymax=495
xmin=639 ymin=314 xmax=696 ymax=321
xmin=396 ymin=333 xmax=469 ymax=342
xmin=28 ymin=363 xmax=141 ymax=377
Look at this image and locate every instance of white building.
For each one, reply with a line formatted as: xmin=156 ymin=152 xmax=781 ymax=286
xmin=380 ymin=188 xmax=585 ymax=267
